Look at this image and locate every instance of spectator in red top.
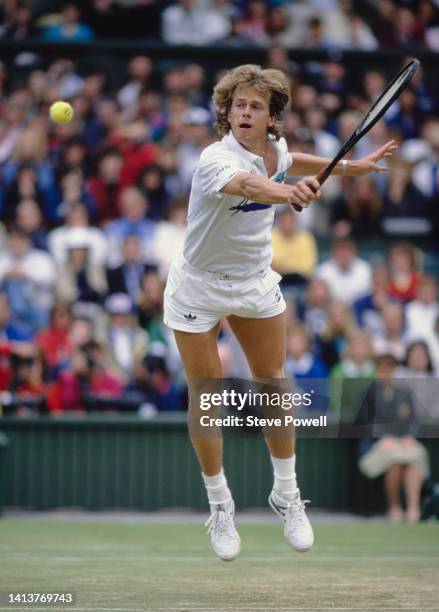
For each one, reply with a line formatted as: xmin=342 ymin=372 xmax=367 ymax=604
xmin=36 ymin=302 xmax=74 ymax=377
xmin=108 ymin=120 xmax=156 ymax=187
xmin=87 ymin=147 xmax=123 ymax=222
xmin=53 ymin=341 xmax=123 ymax=413
xmin=387 ymin=242 xmax=422 ymax=303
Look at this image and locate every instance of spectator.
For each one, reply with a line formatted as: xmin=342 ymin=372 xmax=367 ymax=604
xmin=105 ymin=186 xmax=156 ymax=268
xmin=9 ymin=348 xmax=47 ymax=414
xmin=35 ymin=302 xmax=73 ymax=377
xmin=137 ymin=164 xmax=169 ymax=221
xmin=0 ymin=227 xmax=56 ymax=332
xmin=301 ymin=277 xmax=331 ymax=339
xmin=272 ymin=206 xmax=318 ymax=287
xmin=42 ymin=3 xmax=95 ymax=42
xmin=177 ymin=107 xmax=214 ymax=192
xmin=2 ymin=123 xmax=55 ymax=218
xmin=385 ymin=87 xmax=423 ymax=140
xmin=136 ymin=90 xmax=168 ymax=142
xmin=331 ymin=176 xmax=382 ymax=238
xmin=48 ymin=203 xmax=108 ymax=266
xmin=53 ymin=341 xmax=123 ymax=413
xmin=0 ymin=96 xmax=27 ymax=165
xmin=0 ymin=1 xmax=37 ymax=40
xmin=15 ymin=198 xmax=48 ymax=251
xmin=56 ymin=230 xmax=107 ymax=306
xmin=315 ymin=237 xmax=372 ymax=306
xmin=370 ymin=0 xmax=398 ymax=47
xmin=236 ymin=0 xmax=270 ymax=46
xmin=117 ymin=56 xmax=152 ymax=113
xmin=405 ymin=275 xmax=439 ymax=342
xmin=345 ymin=14 xmax=378 ymax=50
xmin=56 ymin=136 xmax=90 ymax=178
xmin=410 ymin=120 xmax=439 ymax=206
xmin=109 ymin=120 xmax=156 ymax=187
xmin=52 ymin=168 xmax=96 ymax=224
xmin=161 ymin=0 xmax=206 ymax=45
xmin=46 ymin=58 xmax=84 ymax=101
xmin=372 ymin=302 xmax=408 ymax=362
xmin=381 ymin=154 xmax=431 ymax=236
xmin=330 ymin=330 xmax=375 ymax=421
xmin=103 ymin=292 xmax=149 ymax=382
xmin=387 ymin=242 xmax=422 ymax=303
xmin=353 ymin=265 xmax=391 ymax=336
xmin=357 ymin=353 xmax=429 ymax=523
xmin=266 ymin=6 xmax=292 ymax=47
xmin=394 ymin=6 xmax=425 ymax=47
xmin=2 ymin=165 xmax=45 ymax=224
xmin=106 ymin=235 xmax=153 ymax=302
xmin=133 ymin=354 xmax=184 ymax=412
xmin=87 ymin=147 xmax=124 ymax=223
xmin=396 ymin=341 xmax=438 ymax=419
xmin=285 ymin=324 xmax=328 ymax=412
xmin=84 ymin=0 xmax=125 ymax=40
xmin=304 ymin=16 xmax=330 ymax=49
xmin=94 ymin=98 xmax=122 ymax=142
xmin=137 ymin=270 xmax=166 ymax=346
xmin=316 ymin=299 xmax=357 ymax=370
xmin=0 ymin=291 xmax=32 ymax=343
xmin=216 ymin=13 xmax=258 ymax=46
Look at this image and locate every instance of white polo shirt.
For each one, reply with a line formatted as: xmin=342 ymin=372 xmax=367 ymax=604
xmin=183 ymin=131 xmax=293 ymax=277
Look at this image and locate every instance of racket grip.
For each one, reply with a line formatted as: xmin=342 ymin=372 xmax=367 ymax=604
xmin=316 ymin=167 xmax=332 ymax=186
xmin=291 ymin=165 xmax=332 ymax=213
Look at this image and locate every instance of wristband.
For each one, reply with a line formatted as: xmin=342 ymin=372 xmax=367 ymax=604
xmin=341 ymin=159 xmax=348 ymax=176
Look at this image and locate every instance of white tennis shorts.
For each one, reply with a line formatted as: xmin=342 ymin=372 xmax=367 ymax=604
xmin=164 ymin=255 xmax=286 ymax=333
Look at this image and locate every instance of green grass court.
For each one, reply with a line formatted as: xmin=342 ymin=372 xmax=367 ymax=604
xmin=0 ymin=519 xmax=438 ymax=611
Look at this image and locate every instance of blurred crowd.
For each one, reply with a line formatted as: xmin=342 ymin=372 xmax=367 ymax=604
xmin=2 ymin=0 xmax=439 ymax=50
xmin=0 ymin=4 xmax=439 ymax=417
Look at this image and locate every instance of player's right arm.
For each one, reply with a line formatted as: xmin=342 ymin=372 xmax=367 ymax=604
xmin=221 ymin=173 xmax=321 ymax=208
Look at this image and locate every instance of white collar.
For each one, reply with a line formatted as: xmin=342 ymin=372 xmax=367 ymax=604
xmin=223 ymin=131 xmax=278 ymax=165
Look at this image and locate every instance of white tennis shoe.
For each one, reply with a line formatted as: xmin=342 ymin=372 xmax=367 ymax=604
xmin=205 ymin=500 xmax=241 ymax=562
xmin=269 ymin=489 xmax=314 ymax=552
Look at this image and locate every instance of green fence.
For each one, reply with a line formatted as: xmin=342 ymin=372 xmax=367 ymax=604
xmin=0 ymin=415 xmax=438 ymax=514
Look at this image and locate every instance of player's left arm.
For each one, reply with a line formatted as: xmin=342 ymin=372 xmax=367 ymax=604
xmin=288 ymin=140 xmax=398 ymax=177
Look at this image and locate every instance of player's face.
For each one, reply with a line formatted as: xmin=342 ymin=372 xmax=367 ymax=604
xmin=227 ymin=86 xmax=275 ymax=148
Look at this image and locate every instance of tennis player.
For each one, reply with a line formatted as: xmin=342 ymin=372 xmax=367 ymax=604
xmin=164 ymin=64 xmax=396 ymax=562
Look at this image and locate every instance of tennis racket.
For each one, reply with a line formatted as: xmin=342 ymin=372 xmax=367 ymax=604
xmin=292 ymin=58 xmax=420 ymax=211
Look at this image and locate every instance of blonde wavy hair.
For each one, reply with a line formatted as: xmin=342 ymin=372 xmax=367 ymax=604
xmin=213 ymin=64 xmax=290 ymax=140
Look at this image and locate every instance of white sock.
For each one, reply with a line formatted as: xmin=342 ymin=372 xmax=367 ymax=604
xmin=202 ymin=469 xmax=232 ymax=507
xmin=271 ymin=455 xmax=298 ymax=501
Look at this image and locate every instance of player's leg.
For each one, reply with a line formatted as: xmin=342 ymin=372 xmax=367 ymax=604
xmin=174 ymin=324 xmax=223 ymax=476
xmin=227 ymin=313 xmax=313 ymax=551
xmin=173 ymin=325 xmax=240 ymax=561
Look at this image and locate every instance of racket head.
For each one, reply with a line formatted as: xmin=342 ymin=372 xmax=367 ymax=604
xmin=316 ymin=58 xmax=420 ymax=184
xmin=354 ymin=58 xmax=420 ymax=139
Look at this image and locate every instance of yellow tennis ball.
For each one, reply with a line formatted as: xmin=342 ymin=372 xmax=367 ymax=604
xmin=49 ymin=101 xmax=74 ymax=124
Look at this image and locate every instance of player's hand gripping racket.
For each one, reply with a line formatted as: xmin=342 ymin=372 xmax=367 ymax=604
xmin=292 ymin=58 xmax=420 ymax=211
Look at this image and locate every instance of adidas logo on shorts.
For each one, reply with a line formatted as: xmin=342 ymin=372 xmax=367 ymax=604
xmin=184 ymin=313 xmax=197 ymax=321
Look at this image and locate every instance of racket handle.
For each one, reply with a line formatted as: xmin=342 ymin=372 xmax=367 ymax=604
xmin=316 ymin=166 xmax=332 ymax=186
